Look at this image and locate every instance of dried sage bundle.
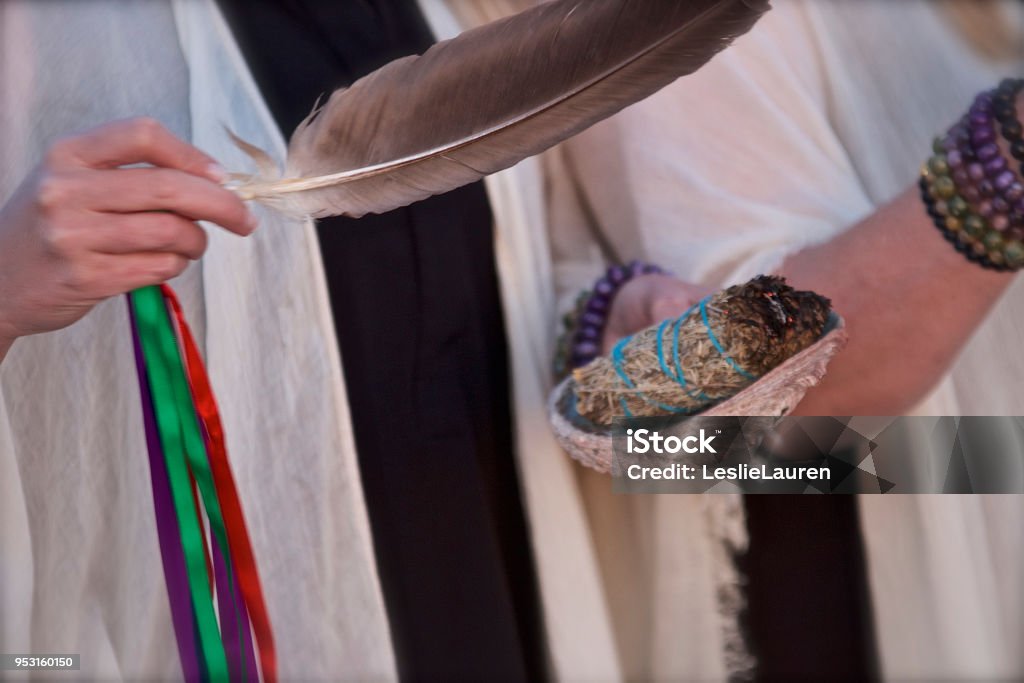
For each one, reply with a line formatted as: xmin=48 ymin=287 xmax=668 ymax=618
xmin=573 ymin=276 xmax=831 ymax=425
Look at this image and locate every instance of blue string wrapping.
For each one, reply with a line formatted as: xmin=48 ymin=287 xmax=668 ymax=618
xmin=610 ymin=296 xmax=757 ymax=417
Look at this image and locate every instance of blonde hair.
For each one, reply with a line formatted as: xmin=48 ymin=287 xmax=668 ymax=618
xmin=939 ymin=0 xmax=1024 ymax=62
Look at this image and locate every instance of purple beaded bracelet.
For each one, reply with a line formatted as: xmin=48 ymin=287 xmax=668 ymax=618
xmin=948 ymin=81 xmax=1024 ymax=238
xmin=566 ymin=260 xmax=664 ymax=371
xmin=921 ymin=80 xmax=1024 ymax=270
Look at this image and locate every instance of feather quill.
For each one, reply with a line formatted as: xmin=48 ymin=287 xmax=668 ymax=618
xmin=233 ymin=0 xmax=770 ymax=218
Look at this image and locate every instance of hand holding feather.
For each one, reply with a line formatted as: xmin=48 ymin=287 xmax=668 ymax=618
xmin=232 ymin=0 xmax=770 ymax=218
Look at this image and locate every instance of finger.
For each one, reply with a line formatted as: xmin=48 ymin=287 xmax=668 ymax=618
xmin=87 ymin=252 xmax=192 ymax=298
xmin=74 ymin=167 xmax=256 ymax=236
xmin=48 ymin=117 xmax=226 ymax=183
xmin=82 ymin=212 xmax=209 ymax=260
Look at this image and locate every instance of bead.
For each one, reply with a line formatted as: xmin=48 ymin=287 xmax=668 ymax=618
xmin=971 ymin=241 xmax=988 ymax=256
xmin=1004 ymin=240 xmax=1024 ymax=268
xmin=947 ymin=149 xmax=964 ymax=168
xmin=641 ymin=264 xmax=661 ymax=274
xmin=945 ymin=216 xmax=963 ymax=232
xmin=928 ymin=155 xmax=949 ymax=176
xmin=999 ymin=78 xmax=1020 ymax=93
xmin=948 ymin=196 xmax=969 ymax=218
xmin=608 ymin=265 xmax=626 ymax=285
xmin=964 ymin=215 xmax=987 ymax=238
xmin=977 ymin=143 xmax=1000 ymax=161
xmin=1012 ymin=211 xmax=1024 ymax=228
xmin=934 ymin=200 xmax=950 ymax=216
xmin=1004 ymin=121 xmax=1023 ymax=140
xmin=980 ymin=179 xmax=996 ymax=197
xmin=963 ymin=185 xmax=982 ymax=203
xmin=586 ymin=296 xmax=608 ymax=314
xmin=1011 ymin=140 xmax=1024 ymax=161
xmin=933 ymin=137 xmax=947 ymax=155
xmin=580 ymin=311 xmax=605 ymax=328
xmin=995 ymin=170 xmax=1017 ymax=191
xmin=971 ymin=126 xmax=996 ymax=146
xmin=952 ymin=168 xmax=970 ymax=186
xmin=1007 ymin=183 xmax=1024 ymax=202
xmin=968 ymin=163 xmax=986 ymax=181
xmin=985 ymin=155 xmax=1008 ymax=175
xmin=979 ymin=200 xmax=994 ymax=217
xmin=989 ymin=251 xmax=1006 ymax=266
xmin=969 ymin=110 xmax=993 ymax=127
xmin=577 ymin=326 xmax=600 ymax=341
xmin=994 ymin=196 xmax=1011 ymax=213
xmin=992 ymin=214 xmax=1011 ymax=232
xmin=628 ymin=260 xmax=646 ymax=276
xmin=574 ymin=341 xmax=599 ymax=357
xmin=594 ymin=278 xmax=613 ymax=297
xmin=933 ymin=176 xmax=957 ymax=199
xmin=983 ymin=231 xmax=1005 ymax=251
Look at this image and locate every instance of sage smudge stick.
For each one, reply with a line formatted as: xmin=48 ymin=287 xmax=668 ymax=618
xmin=573 ymin=276 xmax=831 ymax=425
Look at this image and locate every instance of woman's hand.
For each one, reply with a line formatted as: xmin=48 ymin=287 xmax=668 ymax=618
xmin=601 ymin=273 xmax=713 ymax=354
xmin=0 ymin=117 xmax=257 ymax=362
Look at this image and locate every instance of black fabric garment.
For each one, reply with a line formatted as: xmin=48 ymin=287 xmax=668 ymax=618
xmin=216 ymin=2 xmax=546 ymax=680
xmin=742 ymin=496 xmax=879 ymax=681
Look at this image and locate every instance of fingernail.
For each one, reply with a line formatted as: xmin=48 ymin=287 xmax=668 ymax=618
xmin=207 ymin=163 xmax=229 ymax=183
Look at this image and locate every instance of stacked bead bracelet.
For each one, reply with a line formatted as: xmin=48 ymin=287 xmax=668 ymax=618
xmin=553 ymin=260 xmax=664 ymax=378
xmin=920 ymin=79 xmax=1024 ymax=270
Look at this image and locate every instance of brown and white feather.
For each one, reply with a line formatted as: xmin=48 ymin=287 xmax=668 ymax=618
xmin=233 ymin=0 xmax=770 ymax=218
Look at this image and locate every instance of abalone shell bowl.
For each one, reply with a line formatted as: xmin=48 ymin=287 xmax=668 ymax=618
xmin=548 ymin=313 xmax=847 ymax=473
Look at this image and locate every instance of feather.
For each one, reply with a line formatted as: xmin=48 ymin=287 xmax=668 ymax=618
xmin=232 ymin=0 xmax=770 ymax=218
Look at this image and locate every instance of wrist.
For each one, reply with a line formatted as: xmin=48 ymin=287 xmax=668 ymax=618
xmin=920 ymin=79 xmax=1024 ymax=270
xmin=553 ymin=261 xmax=664 ymax=378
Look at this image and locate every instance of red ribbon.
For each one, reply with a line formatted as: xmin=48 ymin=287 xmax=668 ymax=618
xmin=162 ymin=285 xmax=278 ymax=683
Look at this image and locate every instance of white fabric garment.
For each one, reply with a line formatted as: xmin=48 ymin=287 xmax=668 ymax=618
xmin=0 ymin=1 xmax=621 ymax=680
xmin=546 ymin=0 xmax=1024 ymax=680
xmin=0 ymin=1 xmax=395 ymax=679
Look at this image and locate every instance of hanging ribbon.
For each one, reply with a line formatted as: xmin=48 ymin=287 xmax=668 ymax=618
xmin=163 ymin=284 xmax=276 ymax=683
xmin=128 ymin=285 xmax=276 ymax=682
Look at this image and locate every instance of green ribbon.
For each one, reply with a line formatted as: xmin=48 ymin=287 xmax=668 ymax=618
xmin=130 ymin=285 xmax=231 ymax=681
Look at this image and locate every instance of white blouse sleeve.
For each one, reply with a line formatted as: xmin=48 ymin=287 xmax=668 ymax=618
xmin=548 ymin=1 xmax=878 ymax=289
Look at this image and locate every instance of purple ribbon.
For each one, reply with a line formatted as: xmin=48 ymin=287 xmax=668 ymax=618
xmin=213 ymin=538 xmax=259 ymax=681
xmin=128 ymin=298 xmax=202 ymax=682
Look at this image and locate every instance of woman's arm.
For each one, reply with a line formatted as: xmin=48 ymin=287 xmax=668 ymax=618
xmin=602 ymin=186 xmax=1015 ymax=415
xmin=782 ymin=187 xmax=1013 ymax=415
xmin=0 ymin=118 xmax=257 ymax=365
xmin=600 ymin=79 xmax=1023 ymax=415
xmin=603 ymin=176 xmax=1021 ymax=416
xmin=783 ymin=92 xmax=1024 ymax=415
